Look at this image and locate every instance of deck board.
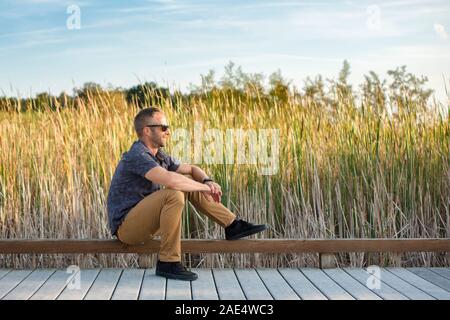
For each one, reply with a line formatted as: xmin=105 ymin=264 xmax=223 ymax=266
xmin=166 ymin=278 xmax=191 ymax=300
xmin=323 ymin=269 xmax=381 ymax=300
xmin=212 ymin=269 xmax=246 ymax=300
xmin=234 ymin=269 xmax=273 ymax=300
xmin=256 ymin=268 xmax=300 ymax=300
xmin=278 ymin=268 xmax=327 ymax=300
xmin=139 ymin=268 xmax=166 ymax=300
xmin=343 ymin=268 xmax=408 ymax=300
xmin=57 ymin=269 xmax=100 ymax=300
xmin=427 ymin=268 xmax=450 ymax=281
xmin=191 ymin=269 xmax=219 ymax=300
xmin=0 ymin=267 xmax=447 ymax=300
xmin=385 ymin=268 xmax=450 ymax=300
xmin=83 ymin=269 xmax=122 ymax=300
xmin=0 ymin=269 xmax=11 ymax=281
xmin=300 ymin=268 xmax=355 ymax=300
xmin=0 ymin=270 xmax=34 ymax=299
xmin=371 ymin=268 xmax=435 ymax=300
xmin=3 ymin=269 xmax=55 ymax=300
xmin=30 ymin=270 xmax=74 ymax=300
xmin=111 ymin=269 xmax=145 ymax=300
xmin=408 ymin=267 xmax=450 ymax=292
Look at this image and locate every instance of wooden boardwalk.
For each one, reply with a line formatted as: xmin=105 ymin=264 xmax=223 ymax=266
xmin=0 ymin=267 xmax=449 ymax=300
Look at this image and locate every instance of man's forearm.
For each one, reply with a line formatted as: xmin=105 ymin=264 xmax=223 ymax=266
xmin=168 ymin=172 xmax=210 ymax=192
xmin=191 ymin=165 xmax=209 ymax=183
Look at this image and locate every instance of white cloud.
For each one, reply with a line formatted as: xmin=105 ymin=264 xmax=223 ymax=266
xmin=434 ymin=24 xmax=448 ymax=39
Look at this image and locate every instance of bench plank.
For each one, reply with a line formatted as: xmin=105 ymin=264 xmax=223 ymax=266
xmin=111 ymin=269 xmax=145 ymax=300
xmin=191 ymin=269 xmax=218 ymax=300
xmin=1 ymin=238 xmax=449 ymax=254
xmin=84 ymin=269 xmax=122 ymax=300
xmin=301 ymin=268 xmax=354 ymax=300
xmin=278 ymin=268 xmax=327 ymax=300
xmin=343 ymin=268 xmax=407 ymax=300
xmin=0 ymin=270 xmax=34 ymax=299
xmin=234 ymin=269 xmax=273 ymax=300
xmin=3 ymin=269 xmax=55 ymax=300
xmin=256 ymin=269 xmax=300 ymax=300
xmin=323 ymin=269 xmax=381 ymax=300
xmin=212 ymin=269 xmax=246 ymax=300
xmin=386 ymin=268 xmax=450 ymax=300
xmin=139 ymin=269 xmax=166 ymax=300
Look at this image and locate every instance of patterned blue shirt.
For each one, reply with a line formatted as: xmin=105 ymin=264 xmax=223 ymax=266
xmin=107 ymin=140 xmax=180 ymax=236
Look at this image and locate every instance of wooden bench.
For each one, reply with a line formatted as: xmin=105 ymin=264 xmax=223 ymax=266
xmin=1 ymin=238 xmax=449 ymax=268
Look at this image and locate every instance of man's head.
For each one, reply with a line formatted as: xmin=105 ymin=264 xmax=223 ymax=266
xmin=134 ymin=107 xmax=170 ymax=148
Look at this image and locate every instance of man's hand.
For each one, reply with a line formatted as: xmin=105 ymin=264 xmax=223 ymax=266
xmin=202 ymin=181 xmax=222 ymax=202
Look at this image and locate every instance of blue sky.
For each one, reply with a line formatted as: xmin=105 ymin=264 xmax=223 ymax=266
xmin=0 ymin=0 xmax=449 ymax=102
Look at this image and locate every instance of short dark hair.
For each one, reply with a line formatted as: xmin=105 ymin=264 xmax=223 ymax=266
xmin=134 ymin=107 xmax=163 ymax=137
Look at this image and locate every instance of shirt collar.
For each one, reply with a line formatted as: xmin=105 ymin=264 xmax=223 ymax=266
xmin=137 ymin=140 xmax=164 ymax=161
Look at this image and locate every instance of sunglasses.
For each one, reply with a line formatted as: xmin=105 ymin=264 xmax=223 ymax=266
xmin=145 ymin=124 xmax=170 ymax=132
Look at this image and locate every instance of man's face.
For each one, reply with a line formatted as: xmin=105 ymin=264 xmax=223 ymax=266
xmin=145 ymin=112 xmax=170 ymax=148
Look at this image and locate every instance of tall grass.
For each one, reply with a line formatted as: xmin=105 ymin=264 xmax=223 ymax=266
xmin=0 ymin=89 xmax=448 ymax=268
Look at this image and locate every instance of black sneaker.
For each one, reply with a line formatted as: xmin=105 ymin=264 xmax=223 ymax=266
xmin=155 ymin=260 xmax=198 ymax=281
xmin=225 ymin=218 xmax=268 ymax=240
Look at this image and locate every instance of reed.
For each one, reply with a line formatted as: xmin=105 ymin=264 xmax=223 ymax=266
xmin=0 ymin=88 xmax=448 ymax=268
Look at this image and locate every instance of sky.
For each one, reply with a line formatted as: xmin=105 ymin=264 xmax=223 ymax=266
xmin=0 ymin=0 xmax=449 ymax=103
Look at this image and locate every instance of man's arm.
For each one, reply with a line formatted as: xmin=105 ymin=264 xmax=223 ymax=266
xmin=175 ymin=164 xmax=209 ymax=183
xmin=145 ymin=166 xmax=210 ymax=192
xmin=176 ymin=164 xmax=222 ymax=202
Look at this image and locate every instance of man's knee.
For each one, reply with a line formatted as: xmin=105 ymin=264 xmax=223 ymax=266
xmin=164 ymin=189 xmax=185 ymax=205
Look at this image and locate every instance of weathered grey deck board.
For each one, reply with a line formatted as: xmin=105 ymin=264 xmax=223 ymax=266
xmin=343 ymin=268 xmax=408 ymax=300
xmin=0 ymin=270 xmax=11 ymax=281
xmin=370 ymin=268 xmax=434 ymax=300
xmin=139 ymin=268 xmax=166 ymax=300
xmin=57 ymin=269 xmax=100 ymax=300
xmin=408 ymin=268 xmax=450 ymax=292
xmin=301 ymin=268 xmax=355 ymax=300
xmin=84 ymin=269 xmax=122 ymax=300
xmin=111 ymin=269 xmax=145 ymax=300
xmin=386 ymin=268 xmax=450 ymax=300
xmin=2 ymin=267 xmax=448 ymax=300
xmin=427 ymin=268 xmax=450 ymax=281
xmin=324 ymin=269 xmax=381 ymax=300
xmin=212 ymin=269 xmax=246 ymax=300
xmin=234 ymin=269 xmax=273 ymax=300
xmin=166 ymin=278 xmax=191 ymax=300
xmin=3 ymin=269 xmax=55 ymax=300
xmin=191 ymin=269 xmax=219 ymax=300
xmin=256 ymin=268 xmax=300 ymax=300
xmin=278 ymin=268 xmax=327 ymax=300
xmin=0 ymin=270 xmax=33 ymax=299
xmin=30 ymin=270 xmax=73 ymax=300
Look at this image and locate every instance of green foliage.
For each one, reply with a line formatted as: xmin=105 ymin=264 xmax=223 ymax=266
xmin=387 ymin=65 xmax=434 ymax=113
xmin=0 ymin=61 xmax=438 ymax=116
xmin=126 ymin=81 xmax=171 ymax=108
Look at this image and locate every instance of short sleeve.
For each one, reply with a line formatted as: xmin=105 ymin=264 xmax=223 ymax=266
xmin=125 ymin=151 xmax=160 ymax=177
xmin=167 ymin=155 xmax=181 ymax=172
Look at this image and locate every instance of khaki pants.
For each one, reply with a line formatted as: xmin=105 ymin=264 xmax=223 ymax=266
xmin=116 ymin=176 xmax=236 ymax=262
